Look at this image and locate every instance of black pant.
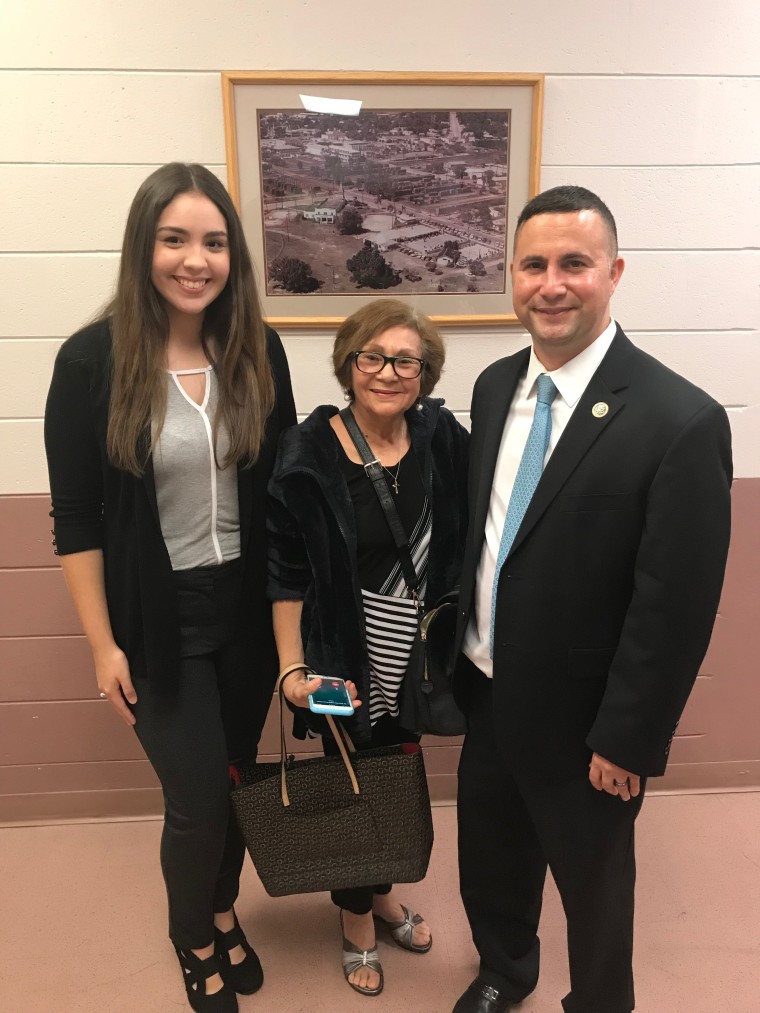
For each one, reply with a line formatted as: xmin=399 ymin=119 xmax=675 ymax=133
xmin=322 ymin=713 xmax=420 ymax=915
xmin=131 ymin=560 xmax=269 ymax=950
xmin=457 ymin=660 xmax=643 ymax=1013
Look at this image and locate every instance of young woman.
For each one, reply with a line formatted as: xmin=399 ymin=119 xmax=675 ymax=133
xmin=44 ymin=163 xmax=296 ymax=1012
xmin=267 ymin=298 xmax=469 ymax=997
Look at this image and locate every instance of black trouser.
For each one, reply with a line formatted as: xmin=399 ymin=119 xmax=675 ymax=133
xmin=322 ymin=713 xmax=420 ymax=915
xmin=131 ymin=560 xmax=269 ymax=950
xmin=457 ymin=659 xmax=643 ymax=1013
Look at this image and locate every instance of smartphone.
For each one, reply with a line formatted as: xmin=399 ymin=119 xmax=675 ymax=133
xmin=307 ymin=675 xmax=355 ymax=716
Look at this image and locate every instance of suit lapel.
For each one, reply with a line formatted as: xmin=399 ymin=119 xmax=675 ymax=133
xmin=505 ymin=329 xmax=635 ymax=560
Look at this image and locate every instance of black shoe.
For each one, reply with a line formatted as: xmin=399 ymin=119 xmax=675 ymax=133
xmin=452 ymin=977 xmax=515 ymax=1013
xmin=214 ymin=911 xmax=264 ymax=995
xmin=175 ymin=948 xmax=238 ymax=1012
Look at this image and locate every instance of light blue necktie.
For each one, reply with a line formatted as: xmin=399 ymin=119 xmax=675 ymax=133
xmin=490 ymin=373 xmax=557 ymax=657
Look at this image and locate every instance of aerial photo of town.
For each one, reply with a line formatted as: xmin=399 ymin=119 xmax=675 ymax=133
xmin=257 ymin=108 xmax=511 ymax=297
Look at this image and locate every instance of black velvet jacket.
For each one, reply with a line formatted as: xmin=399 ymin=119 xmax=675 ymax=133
xmin=45 ymin=318 xmax=296 ymax=686
xmin=267 ymin=399 xmax=469 ymax=742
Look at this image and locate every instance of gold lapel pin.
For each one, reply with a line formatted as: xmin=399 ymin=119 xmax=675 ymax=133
xmin=591 ymin=402 xmax=609 ymax=418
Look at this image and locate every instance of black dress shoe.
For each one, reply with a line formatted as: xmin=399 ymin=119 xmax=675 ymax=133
xmin=452 ymin=977 xmax=515 ymax=1013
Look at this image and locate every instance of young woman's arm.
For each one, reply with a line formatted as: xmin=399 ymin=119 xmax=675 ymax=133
xmin=59 ymin=549 xmax=137 ymax=726
xmin=45 ymin=332 xmax=136 ymax=726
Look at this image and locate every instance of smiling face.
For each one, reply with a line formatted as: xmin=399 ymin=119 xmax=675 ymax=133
xmin=151 ymin=191 xmax=230 ymax=327
xmin=351 ymin=324 xmax=423 ymax=425
xmin=510 ymin=210 xmax=624 ymax=369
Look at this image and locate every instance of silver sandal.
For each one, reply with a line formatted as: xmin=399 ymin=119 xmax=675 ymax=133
xmin=374 ymin=904 xmax=432 ymax=954
xmin=340 ymin=911 xmax=384 ymax=996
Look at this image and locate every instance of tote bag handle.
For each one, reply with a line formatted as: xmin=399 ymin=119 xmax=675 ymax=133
xmin=276 ymin=664 xmax=359 ymax=806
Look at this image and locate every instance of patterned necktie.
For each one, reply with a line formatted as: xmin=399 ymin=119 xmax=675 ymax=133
xmin=490 ymin=373 xmax=558 ymax=657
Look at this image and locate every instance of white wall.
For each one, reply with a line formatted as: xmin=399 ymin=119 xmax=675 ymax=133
xmin=2 ymin=0 xmax=759 ymax=493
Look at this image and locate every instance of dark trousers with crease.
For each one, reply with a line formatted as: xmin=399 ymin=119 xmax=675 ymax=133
xmin=457 ymin=657 xmax=643 ymax=1013
xmin=322 ymin=713 xmax=420 ymax=915
xmin=130 ymin=559 xmax=270 ymax=950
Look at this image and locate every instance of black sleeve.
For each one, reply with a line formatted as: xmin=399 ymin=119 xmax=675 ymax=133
xmin=586 ymin=400 xmax=733 ymax=775
xmin=266 ymin=460 xmax=314 ymax=602
xmin=452 ymin=410 xmax=471 ymax=547
xmin=266 ymin=326 xmax=297 ymax=430
xmin=44 ymin=343 xmax=104 ymax=556
xmin=439 ymin=405 xmax=471 ymax=548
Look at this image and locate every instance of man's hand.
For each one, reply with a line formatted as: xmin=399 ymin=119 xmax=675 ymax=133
xmin=589 ymin=752 xmax=640 ymax=801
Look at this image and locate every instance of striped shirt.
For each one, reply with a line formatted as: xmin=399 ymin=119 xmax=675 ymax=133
xmin=340 ymin=444 xmax=431 ymax=724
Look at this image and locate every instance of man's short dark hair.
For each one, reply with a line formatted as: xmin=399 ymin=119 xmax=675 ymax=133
xmin=515 ymin=185 xmax=618 ymax=256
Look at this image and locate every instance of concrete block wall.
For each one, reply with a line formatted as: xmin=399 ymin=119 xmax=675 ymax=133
xmin=1 ymin=0 xmax=758 ymax=821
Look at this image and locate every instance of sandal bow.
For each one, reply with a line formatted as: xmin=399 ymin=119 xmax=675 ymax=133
xmin=375 ymin=904 xmax=432 ymax=953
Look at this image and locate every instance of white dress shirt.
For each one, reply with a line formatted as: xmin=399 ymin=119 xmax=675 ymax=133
xmin=463 ymin=318 xmax=618 ymax=677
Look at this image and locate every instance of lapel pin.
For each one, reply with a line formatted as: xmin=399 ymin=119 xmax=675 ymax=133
xmin=591 ymin=402 xmax=609 ymax=418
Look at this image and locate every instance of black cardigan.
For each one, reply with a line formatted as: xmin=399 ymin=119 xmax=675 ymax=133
xmin=44 ymin=319 xmax=296 ymax=683
xmin=266 ymin=399 xmax=469 ymax=742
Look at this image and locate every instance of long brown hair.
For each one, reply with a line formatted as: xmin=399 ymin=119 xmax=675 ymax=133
xmin=104 ymin=162 xmax=274 ymax=475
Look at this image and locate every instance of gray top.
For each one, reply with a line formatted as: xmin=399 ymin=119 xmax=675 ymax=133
xmin=152 ymin=367 xmax=240 ymax=571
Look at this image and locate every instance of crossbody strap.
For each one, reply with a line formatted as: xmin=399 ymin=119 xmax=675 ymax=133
xmin=339 ymin=407 xmax=420 ymax=599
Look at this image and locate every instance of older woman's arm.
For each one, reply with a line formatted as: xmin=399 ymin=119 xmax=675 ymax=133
xmin=272 ymin=598 xmax=313 ymax=707
xmin=273 ymin=599 xmax=360 ymax=710
xmin=268 ymin=473 xmax=360 ymax=711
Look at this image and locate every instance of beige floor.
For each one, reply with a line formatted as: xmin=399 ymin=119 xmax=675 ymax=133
xmin=1 ymin=793 xmax=759 ymax=1013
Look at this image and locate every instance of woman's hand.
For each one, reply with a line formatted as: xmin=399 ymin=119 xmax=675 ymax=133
xmin=281 ymin=669 xmax=361 ymax=711
xmin=95 ymin=645 xmax=138 ymax=726
xmin=57 ymin=550 xmax=137 ymax=726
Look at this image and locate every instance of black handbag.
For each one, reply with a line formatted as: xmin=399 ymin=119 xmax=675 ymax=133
xmin=398 ymin=590 xmax=466 ymax=736
xmin=229 ymin=667 xmax=434 ymax=898
xmin=340 ymin=408 xmax=467 ymax=737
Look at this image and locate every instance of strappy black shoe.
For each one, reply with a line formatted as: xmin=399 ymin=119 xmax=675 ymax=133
xmin=175 ymin=947 xmax=238 ymax=1012
xmin=214 ymin=911 xmax=264 ymax=995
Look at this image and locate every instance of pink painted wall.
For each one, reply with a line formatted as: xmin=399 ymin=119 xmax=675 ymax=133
xmin=1 ymin=481 xmax=757 ymax=823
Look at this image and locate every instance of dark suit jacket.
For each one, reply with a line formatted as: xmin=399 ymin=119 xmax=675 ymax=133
xmin=45 ymin=318 xmax=297 ymax=684
xmin=454 ymin=327 xmax=732 ymax=778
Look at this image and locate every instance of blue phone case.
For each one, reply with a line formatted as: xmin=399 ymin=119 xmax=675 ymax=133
xmin=307 ymin=676 xmax=354 ymax=716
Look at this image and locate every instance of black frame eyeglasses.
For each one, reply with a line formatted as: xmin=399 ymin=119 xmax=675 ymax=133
xmin=352 ymin=350 xmax=426 ymax=380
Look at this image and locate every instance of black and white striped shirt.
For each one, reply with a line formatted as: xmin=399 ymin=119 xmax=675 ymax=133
xmin=340 ymin=447 xmax=431 ymax=724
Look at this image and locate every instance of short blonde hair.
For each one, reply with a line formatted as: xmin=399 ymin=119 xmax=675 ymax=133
xmin=333 ymin=299 xmax=445 ymax=400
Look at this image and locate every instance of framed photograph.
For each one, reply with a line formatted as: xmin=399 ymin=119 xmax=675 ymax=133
xmin=221 ymin=71 xmax=544 ymax=328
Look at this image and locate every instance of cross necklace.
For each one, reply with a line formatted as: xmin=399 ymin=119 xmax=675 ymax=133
xmin=364 ymin=426 xmax=405 ymax=495
xmin=384 ymin=457 xmax=402 ymax=495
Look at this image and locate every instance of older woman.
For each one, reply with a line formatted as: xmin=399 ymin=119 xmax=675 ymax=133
xmin=267 ymin=298 xmax=468 ymax=997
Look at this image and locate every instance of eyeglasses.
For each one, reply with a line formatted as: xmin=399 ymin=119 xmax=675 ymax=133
xmin=352 ymin=350 xmax=425 ymax=379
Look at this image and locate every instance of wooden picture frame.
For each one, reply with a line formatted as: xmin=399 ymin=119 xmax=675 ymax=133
xmin=221 ymin=71 xmax=544 ymax=329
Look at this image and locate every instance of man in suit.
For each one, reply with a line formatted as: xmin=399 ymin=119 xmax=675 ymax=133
xmin=451 ymin=186 xmax=732 ymax=1013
